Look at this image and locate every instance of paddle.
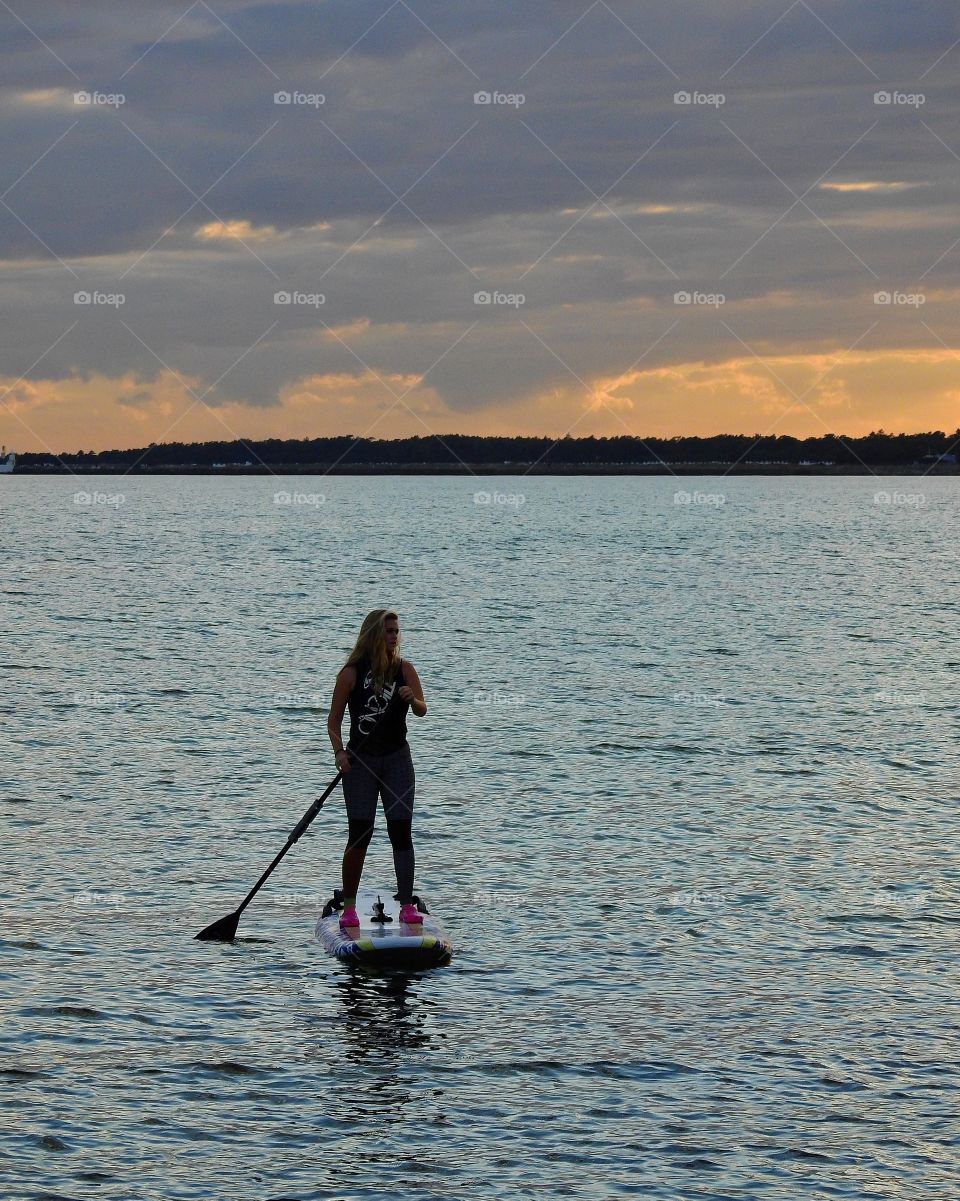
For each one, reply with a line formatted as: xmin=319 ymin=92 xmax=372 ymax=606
xmin=194 ymin=661 xmax=403 ymax=942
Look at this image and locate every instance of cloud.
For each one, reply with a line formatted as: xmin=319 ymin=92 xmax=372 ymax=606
xmin=1 ymin=2 xmax=960 ymax=449
xmin=818 ymin=180 xmax=921 ymax=193
xmin=7 ymin=347 xmax=960 ymax=456
xmin=194 ymin=218 xmax=278 ymax=242
xmin=8 ymin=88 xmax=77 ymax=111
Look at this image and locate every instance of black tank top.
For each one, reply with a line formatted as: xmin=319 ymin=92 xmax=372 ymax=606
xmin=346 ymin=657 xmax=409 ymax=755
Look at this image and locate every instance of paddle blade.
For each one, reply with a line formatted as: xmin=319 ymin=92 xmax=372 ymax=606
xmin=194 ymin=911 xmax=240 ymax=942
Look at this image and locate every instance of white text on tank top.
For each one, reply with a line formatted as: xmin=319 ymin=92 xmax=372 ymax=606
xmin=359 ymin=669 xmax=397 ymax=735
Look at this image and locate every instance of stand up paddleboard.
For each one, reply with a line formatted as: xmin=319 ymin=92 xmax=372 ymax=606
xmin=316 ymin=889 xmax=452 ymax=968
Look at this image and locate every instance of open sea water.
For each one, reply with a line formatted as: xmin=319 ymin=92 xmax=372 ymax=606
xmin=1 ymin=474 xmax=957 ymax=1200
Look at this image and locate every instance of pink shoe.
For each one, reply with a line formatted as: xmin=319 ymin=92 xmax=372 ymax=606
xmin=399 ymin=903 xmax=423 ymax=924
xmin=339 ymin=906 xmax=360 ymax=929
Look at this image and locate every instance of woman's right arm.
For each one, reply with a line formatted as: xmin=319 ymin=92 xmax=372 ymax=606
xmin=327 ymin=666 xmax=356 ymax=770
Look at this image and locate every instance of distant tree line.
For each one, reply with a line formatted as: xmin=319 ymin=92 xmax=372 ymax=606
xmin=17 ymin=430 xmax=960 ymax=470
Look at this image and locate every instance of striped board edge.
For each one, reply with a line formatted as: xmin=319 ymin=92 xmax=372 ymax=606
xmin=315 ymin=888 xmax=453 ymax=969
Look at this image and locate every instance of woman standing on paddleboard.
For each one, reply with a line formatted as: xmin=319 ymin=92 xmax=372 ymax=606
xmin=327 ymin=609 xmax=428 ymax=930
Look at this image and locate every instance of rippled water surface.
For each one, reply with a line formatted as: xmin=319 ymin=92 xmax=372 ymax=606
xmin=2 ymin=475 xmax=958 ymax=1200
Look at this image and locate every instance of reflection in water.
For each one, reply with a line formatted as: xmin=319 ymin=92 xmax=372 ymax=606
xmin=317 ymin=968 xmax=433 ymax=1065
xmin=301 ymin=967 xmax=443 ymax=1121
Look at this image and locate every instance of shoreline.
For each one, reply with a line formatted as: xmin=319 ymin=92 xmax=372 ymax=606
xmin=6 ymin=463 xmax=959 ymax=476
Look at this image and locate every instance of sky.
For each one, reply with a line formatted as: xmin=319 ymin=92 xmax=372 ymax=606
xmin=1 ymin=0 xmax=959 ymax=453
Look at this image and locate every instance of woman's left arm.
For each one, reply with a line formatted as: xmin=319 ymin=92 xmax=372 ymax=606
xmin=399 ymin=662 xmax=427 ymax=717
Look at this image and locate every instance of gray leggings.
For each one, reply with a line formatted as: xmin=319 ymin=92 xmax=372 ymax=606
xmin=341 ymin=743 xmax=415 ymax=821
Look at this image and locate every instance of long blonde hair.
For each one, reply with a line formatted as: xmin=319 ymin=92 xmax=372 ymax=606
xmin=343 ymin=609 xmax=401 ymax=694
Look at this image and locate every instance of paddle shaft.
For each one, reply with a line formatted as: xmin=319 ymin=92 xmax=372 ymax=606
xmin=230 ymin=771 xmax=343 ymax=921
xmin=223 ymin=662 xmax=405 ymax=923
